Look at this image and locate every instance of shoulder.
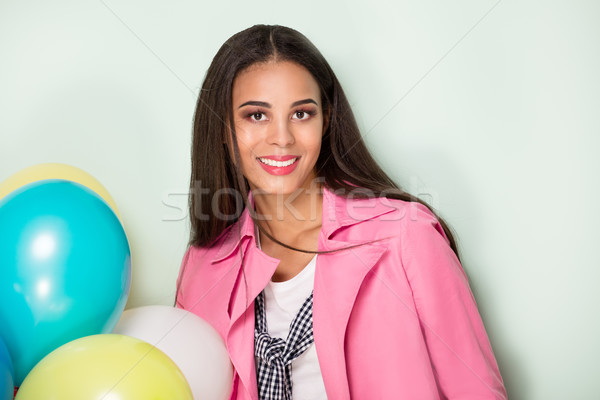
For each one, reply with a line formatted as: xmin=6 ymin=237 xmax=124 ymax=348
xmin=175 ymin=224 xmax=242 ymax=321
xmin=374 ymin=199 xmax=464 ymax=286
xmin=184 ymin=221 xmax=240 ymax=264
xmin=374 ymin=198 xmax=455 ymax=265
xmin=346 ymin=197 xmax=467 ymax=304
xmin=176 ymin=222 xmax=241 ymax=294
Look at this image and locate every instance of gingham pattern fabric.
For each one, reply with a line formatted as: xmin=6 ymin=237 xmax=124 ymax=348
xmin=254 ymin=289 xmax=315 ymax=400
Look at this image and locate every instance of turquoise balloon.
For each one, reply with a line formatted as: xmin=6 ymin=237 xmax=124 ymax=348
xmin=0 ymin=179 xmax=131 ymax=385
xmin=0 ymin=337 xmax=13 ymax=400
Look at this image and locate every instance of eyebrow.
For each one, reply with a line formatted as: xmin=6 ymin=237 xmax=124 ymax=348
xmin=237 ymin=98 xmax=318 ymax=109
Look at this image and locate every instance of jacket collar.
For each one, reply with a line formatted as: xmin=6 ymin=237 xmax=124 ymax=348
xmin=210 ymin=190 xmax=256 ymax=264
xmin=211 ymin=185 xmax=397 ymax=263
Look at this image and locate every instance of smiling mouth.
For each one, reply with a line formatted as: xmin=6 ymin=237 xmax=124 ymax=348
xmin=257 ymin=157 xmax=299 ymax=167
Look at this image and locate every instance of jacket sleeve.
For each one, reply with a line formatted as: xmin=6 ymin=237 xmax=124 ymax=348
xmin=399 ymin=204 xmax=507 ymax=399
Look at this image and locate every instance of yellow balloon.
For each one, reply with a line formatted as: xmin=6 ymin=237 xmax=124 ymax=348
xmin=15 ymin=334 xmax=193 ymax=400
xmin=0 ymin=163 xmax=121 ymax=219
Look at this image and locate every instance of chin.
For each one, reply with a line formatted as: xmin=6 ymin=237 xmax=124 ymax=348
xmin=251 ymin=181 xmax=310 ymax=197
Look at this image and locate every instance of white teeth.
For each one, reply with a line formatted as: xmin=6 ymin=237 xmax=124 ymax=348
xmin=258 ymin=157 xmax=298 ymax=167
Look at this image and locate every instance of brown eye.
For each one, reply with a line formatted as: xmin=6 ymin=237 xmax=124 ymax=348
xmin=293 ymin=109 xmax=315 ymax=120
xmin=248 ymin=112 xmax=266 ymax=122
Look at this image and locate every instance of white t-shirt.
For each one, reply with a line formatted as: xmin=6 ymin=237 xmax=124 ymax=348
xmin=256 ymin=232 xmax=328 ymax=399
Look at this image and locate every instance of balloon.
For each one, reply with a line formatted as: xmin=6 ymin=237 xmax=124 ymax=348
xmin=15 ymin=334 xmax=193 ymax=400
xmin=0 ymin=180 xmax=131 ymax=384
xmin=113 ymin=305 xmax=233 ymax=400
xmin=0 ymin=163 xmax=121 ymax=220
xmin=0 ymin=337 xmax=13 ymax=400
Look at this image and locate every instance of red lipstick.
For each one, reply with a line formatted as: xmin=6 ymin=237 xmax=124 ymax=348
xmin=257 ymin=155 xmax=300 ymax=176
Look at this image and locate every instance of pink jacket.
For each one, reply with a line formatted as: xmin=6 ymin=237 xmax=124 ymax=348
xmin=176 ymin=187 xmax=507 ymax=399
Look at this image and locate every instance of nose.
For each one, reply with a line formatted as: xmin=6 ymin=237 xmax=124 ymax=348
xmin=266 ymin=117 xmax=295 ymax=147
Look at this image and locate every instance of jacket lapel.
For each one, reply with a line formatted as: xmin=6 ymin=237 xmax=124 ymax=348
xmin=313 ymin=188 xmax=397 ymax=397
xmin=226 ymin=243 xmax=279 ymax=400
xmin=210 ymin=197 xmax=279 ymax=400
xmin=313 ymin=236 xmax=389 ymax=399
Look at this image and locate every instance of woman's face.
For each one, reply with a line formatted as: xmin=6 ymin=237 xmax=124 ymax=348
xmin=231 ymin=61 xmax=326 ymax=196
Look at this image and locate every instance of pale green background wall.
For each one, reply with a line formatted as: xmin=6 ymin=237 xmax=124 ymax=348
xmin=1 ymin=1 xmax=598 ymax=398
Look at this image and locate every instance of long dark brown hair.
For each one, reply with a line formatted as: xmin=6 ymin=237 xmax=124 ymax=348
xmin=186 ymin=23 xmax=459 ymax=259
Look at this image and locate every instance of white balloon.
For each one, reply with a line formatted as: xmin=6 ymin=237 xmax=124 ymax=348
xmin=113 ymin=305 xmax=233 ymax=400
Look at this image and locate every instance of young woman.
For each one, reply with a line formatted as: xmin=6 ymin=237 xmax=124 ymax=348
xmin=176 ymin=24 xmax=507 ymax=399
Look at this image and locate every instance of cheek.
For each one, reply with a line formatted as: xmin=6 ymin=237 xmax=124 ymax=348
xmin=308 ymin=135 xmax=323 ymax=157
xmin=234 ymin=121 xmax=260 ymax=149
xmin=234 ymin=136 xmax=258 ymax=173
xmin=310 ymin=143 xmax=322 ymax=158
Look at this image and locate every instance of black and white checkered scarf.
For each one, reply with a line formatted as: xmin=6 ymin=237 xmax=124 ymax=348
xmin=254 ymin=289 xmax=315 ymax=400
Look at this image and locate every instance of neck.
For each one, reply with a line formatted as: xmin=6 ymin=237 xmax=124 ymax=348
xmin=252 ymin=184 xmax=323 ymax=241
